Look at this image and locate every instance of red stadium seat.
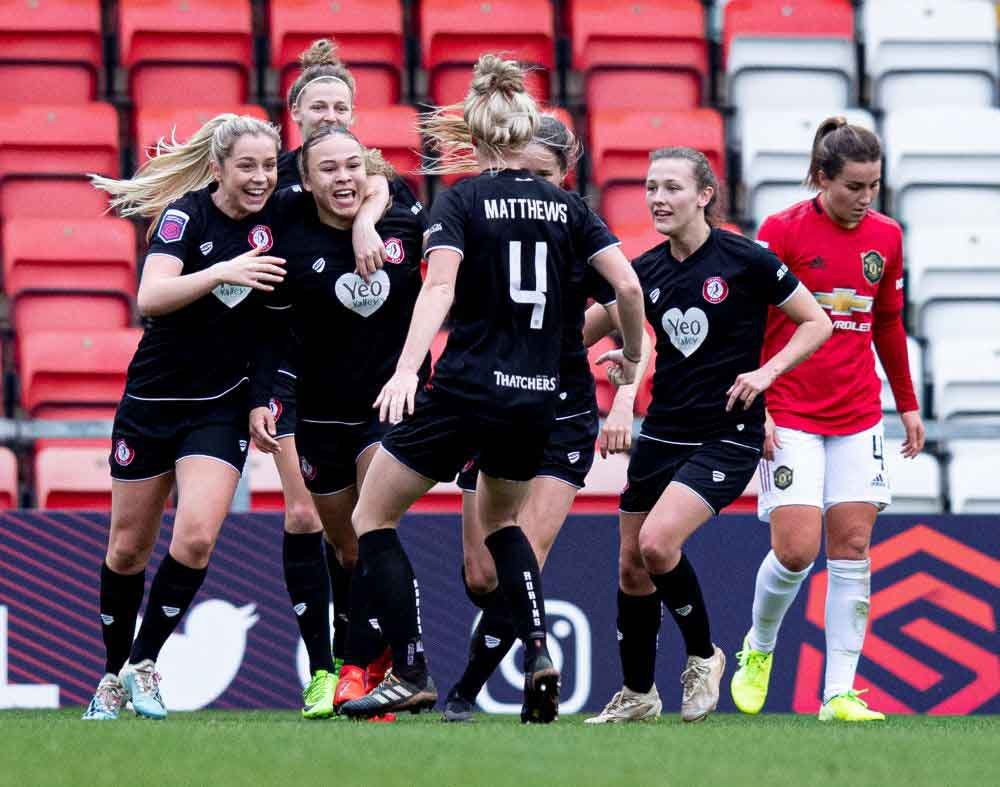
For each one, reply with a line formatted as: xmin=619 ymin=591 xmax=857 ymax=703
xmin=271 ymin=0 xmax=404 ymax=107
xmin=574 ymin=451 xmax=628 ymax=513
xmin=135 ymin=104 xmax=268 ymax=160
xmin=34 ymin=445 xmax=111 ymax=509
xmin=0 ymin=0 xmax=102 ymax=103
xmin=610 ymin=217 xmax=664 ymax=261
xmin=0 ymin=103 xmax=118 ymax=219
xmin=570 ymin=0 xmax=707 ymax=110
xmin=246 ymin=447 xmax=283 ymax=511
xmin=118 ymin=0 xmax=253 ymax=107
xmin=430 ymin=328 xmax=449 ymax=371
xmin=589 ymin=109 xmax=726 ymax=188
xmin=19 ymin=329 xmax=141 ymax=417
xmin=0 ymin=447 xmax=17 ymax=509
xmin=420 ymin=0 xmax=554 ymax=106
xmin=588 ymin=335 xmax=618 ymax=415
xmin=285 ymin=105 xmax=423 ymax=194
xmin=722 ymin=0 xmax=854 ymax=63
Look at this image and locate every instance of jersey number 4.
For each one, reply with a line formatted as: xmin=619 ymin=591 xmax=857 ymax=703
xmin=509 ymin=240 xmax=547 ymax=330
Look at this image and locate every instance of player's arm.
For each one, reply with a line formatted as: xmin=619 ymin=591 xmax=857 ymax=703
xmin=727 ymin=285 xmax=832 ymax=412
xmin=248 ymin=301 xmax=295 ymax=455
xmin=375 ymin=248 xmax=459 ymax=424
xmin=589 ymin=246 xmax=645 ymax=385
xmin=137 ymin=247 xmax=286 ymax=317
xmin=352 ymin=173 xmax=392 ymax=280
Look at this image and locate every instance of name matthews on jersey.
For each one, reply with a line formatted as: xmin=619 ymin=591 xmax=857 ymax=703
xmin=484 ymin=199 xmax=569 ymax=223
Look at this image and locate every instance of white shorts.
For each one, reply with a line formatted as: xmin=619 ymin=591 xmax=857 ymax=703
xmin=757 ymin=422 xmax=891 ymax=523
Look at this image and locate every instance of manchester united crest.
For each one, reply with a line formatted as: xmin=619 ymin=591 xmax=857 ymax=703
xmin=774 ymin=465 xmax=793 ymax=490
xmin=861 ymin=250 xmax=884 ymax=284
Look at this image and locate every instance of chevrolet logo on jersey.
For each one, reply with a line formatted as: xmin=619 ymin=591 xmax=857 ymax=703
xmin=815 ymin=288 xmax=874 ymax=316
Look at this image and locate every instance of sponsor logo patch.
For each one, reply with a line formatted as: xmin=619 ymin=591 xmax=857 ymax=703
xmin=211 ymin=282 xmax=252 ymax=309
xmin=200 ymin=241 xmax=214 ymax=256
xmin=774 ymin=465 xmax=793 ymax=490
xmin=157 ymin=209 xmax=189 ymax=243
xmin=336 ymin=270 xmax=390 ymax=317
xmin=663 ymin=306 xmax=708 ymax=358
xmin=702 ymin=276 xmax=729 ymax=304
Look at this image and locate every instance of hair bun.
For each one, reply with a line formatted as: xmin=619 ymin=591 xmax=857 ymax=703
xmin=470 ymin=54 xmax=525 ymax=98
xmin=299 ymin=38 xmax=342 ymax=67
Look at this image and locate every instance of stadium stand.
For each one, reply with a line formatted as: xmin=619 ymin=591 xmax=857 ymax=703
xmin=569 ymin=0 xmax=707 ymax=110
xmin=34 ymin=444 xmax=111 ymax=508
xmin=884 ymin=438 xmax=942 ymax=513
xmin=864 ymin=0 xmax=999 ymax=112
xmin=0 ymin=0 xmax=103 ymax=103
xmin=420 ymin=0 xmax=554 ymax=105
xmin=135 ymin=104 xmax=269 ymax=161
xmin=0 ymin=103 xmax=117 ymax=219
xmin=931 ymin=340 xmax=1000 ymax=421
xmin=874 ymin=337 xmax=925 ymax=415
xmin=246 ymin=447 xmax=283 ymax=511
xmin=117 ymin=0 xmax=254 ymax=107
xmin=270 ymin=0 xmax=405 ymax=107
xmin=0 ymin=446 xmax=17 ymax=508
xmin=947 ymin=439 xmax=1000 ymax=513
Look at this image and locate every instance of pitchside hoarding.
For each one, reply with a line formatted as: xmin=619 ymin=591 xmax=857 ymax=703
xmin=0 ymin=513 xmax=996 ymax=714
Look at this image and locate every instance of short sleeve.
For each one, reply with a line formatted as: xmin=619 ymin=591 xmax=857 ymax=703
xmin=147 ymin=197 xmax=201 ymax=265
xmin=571 ymin=197 xmax=620 ymax=262
xmin=425 ymin=185 xmax=468 ymax=259
xmin=747 ymin=242 xmax=801 ymax=307
xmin=390 ymin=178 xmax=429 ymax=233
xmin=756 ymin=214 xmax=786 ymax=262
xmin=874 ymin=227 xmax=905 ymax=316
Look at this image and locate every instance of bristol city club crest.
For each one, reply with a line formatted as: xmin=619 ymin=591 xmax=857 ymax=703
xmin=861 ymin=250 xmax=885 ymax=284
xmin=114 ymin=439 xmax=135 ymax=467
xmin=268 ymin=397 xmax=283 ymax=421
xmin=299 ymin=456 xmax=317 ymax=482
xmin=384 ymin=237 xmax=405 ymax=265
xmin=702 ymin=276 xmax=729 ymax=304
xmin=248 ymin=225 xmax=273 ymax=252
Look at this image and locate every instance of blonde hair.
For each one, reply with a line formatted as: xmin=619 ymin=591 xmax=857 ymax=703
xmin=288 ymin=39 xmax=357 ymax=110
xmin=91 ymin=114 xmax=281 ymax=240
xmin=420 ymin=54 xmax=539 ymax=174
xmin=298 ymin=125 xmax=396 ymax=183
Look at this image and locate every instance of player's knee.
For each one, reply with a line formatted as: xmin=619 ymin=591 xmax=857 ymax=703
xmin=619 ymin=558 xmax=651 ymax=595
xmin=829 ymin=531 xmax=870 ymax=561
xmin=284 ymin=500 xmax=320 ymax=535
xmin=106 ymin=539 xmax=152 ymax=574
xmin=172 ymin=529 xmax=217 ymax=568
xmin=637 ymin=527 xmax=680 ymax=574
xmin=463 ymin=556 xmax=497 ymax=597
xmin=773 ymin=542 xmax=818 ymax=573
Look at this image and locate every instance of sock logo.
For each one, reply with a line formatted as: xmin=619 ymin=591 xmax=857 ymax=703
xmin=616 ymin=629 xmax=623 ymax=642
xmin=484 ymin=635 xmax=502 ymax=649
xmin=675 ymin=605 xmax=693 ymax=617
xmin=369 ymin=618 xmax=381 ymax=632
xmin=293 ymin=603 xmax=307 ymax=617
xmin=100 ymin=614 xmax=114 ymax=625
xmin=161 ymin=606 xmax=181 ymax=618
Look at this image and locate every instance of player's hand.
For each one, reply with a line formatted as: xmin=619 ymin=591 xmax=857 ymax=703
xmin=763 ymin=409 xmax=782 ymax=461
xmin=595 ymin=349 xmax=638 ymax=387
xmin=726 ymin=366 xmax=777 ymax=412
xmin=599 ymin=401 xmax=633 ymax=458
xmin=213 ymin=246 xmax=286 ymax=291
xmin=250 ymin=406 xmax=280 ymax=454
xmin=353 ymin=219 xmax=386 ymax=282
xmin=374 ymin=369 xmax=419 ymax=424
xmin=899 ymin=410 xmax=925 ymax=458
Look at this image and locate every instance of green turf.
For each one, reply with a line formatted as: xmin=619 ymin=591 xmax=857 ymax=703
xmin=1 ymin=710 xmax=997 ymax=787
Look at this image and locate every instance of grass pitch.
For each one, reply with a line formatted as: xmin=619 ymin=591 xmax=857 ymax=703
xmin=2 ymin=710 xmax=997 ymax=787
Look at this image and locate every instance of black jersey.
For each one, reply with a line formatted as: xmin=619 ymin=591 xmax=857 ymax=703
xmin=635 ymin=228 xmax=800 ymax=440
xmin=254 ymin=187 xmax=429 ymax=421
xmin=558 ymin=265 xmax=617 ymax=415
xmin=277 ymin=148 xmax=301 ymax=189
xmin=124 ymin=185 xmax=277 ymax=401
xmin=426 ymin=169 xmax=619 ymax=422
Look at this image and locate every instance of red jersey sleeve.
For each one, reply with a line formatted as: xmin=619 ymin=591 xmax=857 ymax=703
xmin=873 ymin=229 xmax=919 ymax=413
xmin=756 ymin=214 xmax=787 ymax=261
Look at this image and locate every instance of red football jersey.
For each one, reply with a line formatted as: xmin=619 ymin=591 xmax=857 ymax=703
xmin=759 ymin=197 xmax=918 ymax=435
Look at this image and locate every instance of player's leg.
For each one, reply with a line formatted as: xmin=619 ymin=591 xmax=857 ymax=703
xmin=732 ymin=428 xmax=823 ymax=714
xmin=818 ymin=423 xmax=889 ymax=722
xmin=122 ymin=454 xmax=240 ymax=719
xmin=585 ymin=511 xmax=663 ymax=724
xmin=84 ymin=473 xmax=173 ymax=720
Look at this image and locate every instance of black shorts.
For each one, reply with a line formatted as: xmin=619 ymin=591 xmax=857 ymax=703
xmin=456 ymin=407 xmax=598 ymax=492
xmin=109 ymin=388 xmax=250 ymax=481
xmin=269 ymin=371 xmax=297 ymax=439
xmin=295 ymin=414 xmax=389 ymax=495
xmin=382 ymin=389 xmax=551 ymax=484
xmin=619 ymin=433 xmax=761 ymax=515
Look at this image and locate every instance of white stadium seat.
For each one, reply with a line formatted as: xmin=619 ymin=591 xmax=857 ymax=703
xmin=930 ymin=339 xmax=1000 ymax=420
xmin=874 ymin=336 xmax=924 ymax=414
xmin=947 ymin=439 xmax=1000 ymax=513
xmin=864 ymin=0 xmax=999 ymax=111
xmin=921 ymin=300 xmax=1000 ymax=347
xmin=884 ymin=107 xmax=1000 ymax=227
xmin=740 ymin=108 xmax=876 ymax=225
xmin=905 ymin=225 xmax=1000 ymax=312
xmin=885 ymin=438 xmax=942 ymax=513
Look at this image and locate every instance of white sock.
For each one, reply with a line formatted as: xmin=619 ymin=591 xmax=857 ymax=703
xmin=748 ymin=550 xmax=812 ymax=653
xmin=823 ymin=558 xmax=871 ymax=703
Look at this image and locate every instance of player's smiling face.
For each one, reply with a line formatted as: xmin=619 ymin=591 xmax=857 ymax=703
xmin=521 ymin=142 xmax=565 ymax=187
xmin=293 ymin=80 xmax=354 ymax=141
xmin=819 ymin=159 xmax=882 ymax=229
xmin=304 ymin=134 xmax=367 ymax=229
xmin=211 ymin=133 xmax=278 ymax=220
xmin=645 ymin=157 xmax=713 ymax=237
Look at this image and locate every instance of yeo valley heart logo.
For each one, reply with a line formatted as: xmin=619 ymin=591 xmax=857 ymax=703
xmin=336 ymin=270 xmax=390 ymax=317
xmin=663 ymin=306 xmax=708 ymax=358
xmin=211 ymin=283 xmax=252 ymax=308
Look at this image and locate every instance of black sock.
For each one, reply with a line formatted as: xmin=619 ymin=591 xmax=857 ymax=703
xmin=130 ymin=553 xmax=207 ymax=664
xmin=357 ymin=529 xmax=425 ymax=682
xmin=617 ymin=590 xmax=662 ymax=693
xmin=284 ymin=531 xmax=334 ymax=674
xmin=649 ymin=553 xmax=714 ymax=659
xmin=324 ymin=538 xmax=352 ymax=663
xmin=343 ymin=560 xmax=385 ymax=669
xmin=453 ymin=579 xmax=516 ymax=702
xmin=99 ymin=563 xmax=146 ymax=675
xmin=484 ymin=526 xmax=547 ymax=671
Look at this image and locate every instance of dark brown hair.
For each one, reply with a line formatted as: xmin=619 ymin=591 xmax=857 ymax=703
xmin=287 ymin=39 xmax=357 ymax=111
xmin=298 ymin=125 xmax=394 ymax=182
xmin=534 ymin=114 xmax=582 ymax=176
xmin=806 ymin=116 xmax=882 ymax=189
xmin=648 ymin=146 xmax=724 ymax=225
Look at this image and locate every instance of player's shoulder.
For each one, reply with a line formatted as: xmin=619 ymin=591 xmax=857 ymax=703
xmin=631 ymin=239 xmax=668 ymax=274
xmin=713 ymin=225 xmax=774 ymax=266
xmin=763 ymin=198 xmax=816 ymax=231
xmin=151 ymin=187 xmax=208 ymax=246
xmin=862 ymin=208 xmax=902 ymax=236
xmin=276 ymin=148 xmax=301 ymax=189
